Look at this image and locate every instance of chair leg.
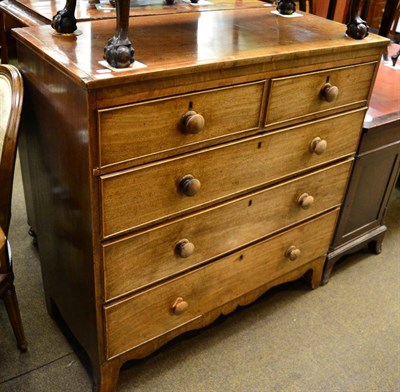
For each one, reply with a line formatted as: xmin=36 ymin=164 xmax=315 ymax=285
xmin=3 ymin=283 xmax=27 ymax=352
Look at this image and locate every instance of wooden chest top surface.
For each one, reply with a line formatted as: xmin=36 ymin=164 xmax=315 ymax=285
xmin=12 ymin=8 xmax=388 ymax=87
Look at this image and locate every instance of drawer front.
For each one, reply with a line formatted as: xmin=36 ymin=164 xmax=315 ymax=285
xmin=103 ymin=160 xmax=352 ymax=301
xmin=101 ymin=110 xmax=364 ymax=238
xmin=104 ymin=209 xmax=339 ymax=359
xmin=98 ymin=81 xmax=264 ymax=167
xmin=266 ymin=63 xmax=376 ymax=126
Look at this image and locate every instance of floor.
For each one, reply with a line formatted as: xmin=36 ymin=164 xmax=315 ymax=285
xmin=0 ymin=163 xmax=399 ymax=392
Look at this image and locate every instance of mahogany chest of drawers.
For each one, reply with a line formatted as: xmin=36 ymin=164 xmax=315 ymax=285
xmin=12 ymin=8 xmax=387 ymax=391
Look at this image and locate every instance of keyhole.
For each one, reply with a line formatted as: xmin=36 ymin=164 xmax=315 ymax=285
xmin=258 ymin=142 xmax=262 ymax=149
xmin=248 ymin=200 xmax=253 ymax=207
xmin=188 ymin=101 xmax=193 ymax=110
xmin=326 ymin=76 xmax=330 ymax=83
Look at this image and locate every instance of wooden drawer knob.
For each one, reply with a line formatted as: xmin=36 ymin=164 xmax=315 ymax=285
xmin=175 ymin=239 xmax=195 ymax=258
xmin=320 ymin=83 xmax=339 ymax=102
xmin=298 ymin=193 xmax=315 ymax=209
xmin=181 ymin=110 xmax=205 ymax=134
xmin=309 ymin=137 xmax=328 ymax=155
xmin=285 ymin=245 xmax=301 ymax=261
xmin=179 ymin=175 xmax=201 ymax=196
xmin=172 ymin=297 xmax=189 ymax=315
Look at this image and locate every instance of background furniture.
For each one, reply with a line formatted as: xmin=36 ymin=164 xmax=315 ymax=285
xmin=13 ymin=9 xmax=387 ymax=392
xmin=0 ymin=0 xmax=264 ymax=63
xmin=301 ymin=0 xmax=400 ymax=38
xmin=0 ymin=63 xmax=27 ymax=352
xmin=323 ymin=44 xmax=400 ymax=284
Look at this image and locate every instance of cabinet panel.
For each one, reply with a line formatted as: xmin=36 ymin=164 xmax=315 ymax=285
xmin=332 ymin=141 xmax=400 ymax=247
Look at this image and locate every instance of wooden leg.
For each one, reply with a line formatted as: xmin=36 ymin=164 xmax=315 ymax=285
xmin=346 ymin=0 xmax=369 ymax=39
xmin=28 ymin=227 xmax=38 ymax=246
xmin=368 ymin=239 xmax=383 ymax=255
xmin=3 ymin=283 xmax=27 ymax=352
xmin=321 ymin=257 xmax=335 ymax=286
xmin=51 ymin=0 xmax=78 ymax=34
xmin=277 ymin=0 xmax=296 ymax=15
xmin=0 ymin=11 xmax=9 ymax=64
xmin=93 ymin=361 xmax=121 ymax=392
xmin=103 ymin=0 xmax=134 ymax=68
xmin=44 ymin=294 xmax=57 ymax=318
xmin=391 ymin=49 xmax=400 ymax=67
xmin=303 ymin=257 xmax=324 ymax=289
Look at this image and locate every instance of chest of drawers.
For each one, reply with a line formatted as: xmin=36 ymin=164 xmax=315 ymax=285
xmin=12 ymin=9 xmax=387 ymax=391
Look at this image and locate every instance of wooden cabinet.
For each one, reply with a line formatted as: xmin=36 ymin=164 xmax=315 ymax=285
xmin=12 ymin=9 xmax=387 ymax=392
xmin=324 ymin=50 xmax=400 ymax=284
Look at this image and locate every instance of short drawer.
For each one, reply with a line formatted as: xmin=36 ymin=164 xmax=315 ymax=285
xmin=100 ymin=110 xmax=364 ymax=238
xmin=104 ymin=209 xmax=339 ymax=359
xmin=98 ymin=81 xmax=264 ymax=167
xmin=103 ymin=160 xmax=352 ymax=301
xmin=266 ymin=63 xmax=376 ymax=126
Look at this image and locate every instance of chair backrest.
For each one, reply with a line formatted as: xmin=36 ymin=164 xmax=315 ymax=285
xmin=379 ymin=0 xmax=400 ymax=37
xmin=300 ymin=0 xmax=400 ymax=38
xmin=0 ymin=64 xmax=23 ymax=238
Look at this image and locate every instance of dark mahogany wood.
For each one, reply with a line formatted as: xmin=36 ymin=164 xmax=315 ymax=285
xmin=323 ymin=44 xmax=400 ymax=285
xmin=277 ymin=0 xmax=296 ymax=15
xmin=379 ymin=0 xmax=400 ymax=37
xmin=103 ymin=0 xmax=134 ymax=67
xmin=326 ymin=0 xmax=337 ymax=20
xmin=346 ymin=0 xmax=369 ymax=39
xmin=0 ymin=64 xmax=27 ymax=352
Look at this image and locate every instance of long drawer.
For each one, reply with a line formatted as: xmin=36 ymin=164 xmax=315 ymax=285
xmin=104 ymin=209 xmax=339 ymax=359
xmin=98 ymin=81 xmax=264 ymax=167
xmin=266 ymin=63 xmax=375 ymax=126
xmin=100 ymin=109 xmax=364 ymax=238
xmin=102 ymin=160 xmax=352 ymax=301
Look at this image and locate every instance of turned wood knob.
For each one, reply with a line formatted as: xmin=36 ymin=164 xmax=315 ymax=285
xmin=285 ymin=245 xmax=301 ymax=261
xmin=172 ymin=297 xmax=189 ymax=315
xmin=179 ymin=175 xmax=201 ymax=196
xmin=298 ymin=193 xmax=315 ymax=209
xmin=309 ymin=137 xmax=328 ymax=155
xmin=320 ymin=83 xmax=339 ymax=102
xmin=181 ymin=110 xmax=205 ymax=134
xmin=175 ymin=239 xmax=195 ymax=258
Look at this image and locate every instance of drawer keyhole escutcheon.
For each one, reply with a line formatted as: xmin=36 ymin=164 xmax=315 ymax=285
xmin=179 ymin=175 xmax=201 ymax=196
xmin=181 ymin=110 xmax=205 ymax=134
xmin=320 ymin=82 xmax=339 ymax=102
xmin=286 ymin=245 xmax=301 ymax=261
xmin=309 ymin=137 xmax=328 ymax=155
xmin=298 ymin=193 xmax=315 ymax=209
xmin=172 ymin=297 xmax=189 ymax=315
xmin=175 ymin=239 xmax=195 ymax=258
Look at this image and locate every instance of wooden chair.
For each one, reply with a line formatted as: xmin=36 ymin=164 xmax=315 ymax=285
xmin=299 ymin=0 xmax=399 ymax=55
xmin=301 ymin=1 xmax=399 ymax=32
xmin=0 ymin=63 xmax=27 ymax=352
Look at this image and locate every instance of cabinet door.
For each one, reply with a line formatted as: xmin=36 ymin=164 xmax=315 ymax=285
xmin=331 ymin=141 xmax=400 ymax=248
